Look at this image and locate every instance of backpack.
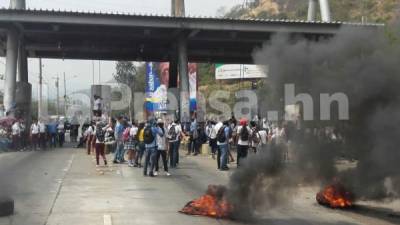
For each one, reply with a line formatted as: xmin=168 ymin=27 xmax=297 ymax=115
xmin=252 ymin=129 xmax=261 ymax=145
xmin=143 ymin=126 xmax=155 ymax=144
xmin=192 ymin=127 xmax=199 ymax=139
xmin=168 ymin=125 xmax=177 ymax=140
xmin=122 ymin=127 xmax=131 ymax=142
xmin=217 ymin=126 xmax=226 ymax=143
xmin=199 ymin=128 xmax=208 ymax=144
xmin=96 ymin=128 xmax=106 ymax=142
xmin=240 ymin=126 xmax=249 ymax=141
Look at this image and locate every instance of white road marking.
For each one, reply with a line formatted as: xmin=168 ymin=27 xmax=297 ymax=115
xmin=104 ymin=214 xmax=112 ymax=225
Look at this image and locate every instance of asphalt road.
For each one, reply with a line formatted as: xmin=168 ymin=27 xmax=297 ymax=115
xmin=0 ymin=147 xmax=398 ymax=225
xmin=0 ymin=148 xmax=75 ymax=225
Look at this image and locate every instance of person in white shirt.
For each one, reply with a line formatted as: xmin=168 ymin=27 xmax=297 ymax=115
xmin=85 ymin=123 xmax=95 ymax=155
xmin=236 ymin=118 xmax=252 ymax=167
xmin=125 ymin=123 xmax=139 ymax=167
xmin=11 ymin=121 xmax=21 ymax=150
xmin=30 ymin=119 xmax=40 ymax=150
xmin=258 ymin=129 xmax=268 ymax=147
xmin=155 ymin=119 xmax=170 ymax=176
xmin=93 ymin=95 xmax=103 ymax=117
xmin=167 ymin=120 xmax=184 ymax=168
xmin=274 ymin=124 xmax=288 ymax=160
xmin=94 ymin=122 xmax=108 ymax=167
xmin=57 ymin=121 xmax=65 ymax=147
xmin=215 ymin=120 xmax=230 ymax=170
xmin=206 ymin=120 xmax=217 ymax=159
xmin=38 ymin=120 xmax=47 ymax=149
xmin=250 ymin=121 xmax=261 ymax=153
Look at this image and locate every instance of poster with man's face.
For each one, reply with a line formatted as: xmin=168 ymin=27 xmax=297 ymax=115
xmin=145 ymin=62 xmax=197 ymax=113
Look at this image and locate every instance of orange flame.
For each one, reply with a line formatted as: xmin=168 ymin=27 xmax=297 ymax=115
xmin=180 ymin=185 xmax=233 ymax=219
xmin=316 ymin=183 xmax=353 ymax=208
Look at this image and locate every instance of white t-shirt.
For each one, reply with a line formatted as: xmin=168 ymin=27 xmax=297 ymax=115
xmin=31 ymin=124 xmax=39 ymax=135
xmin=20 ymin=123 xmax=26 ymax=132
xmin=274 ymin=127 xmax=286 ymax=145
xmin=11 ymin=123 xmax=20 ymax=136
xmin=157 ymin=129 xmax=166 ymax=150
xmin=57 ymin=124 xmax=65 ymax=133
xmin=236 ymin=125 xmax=252 ymax=146
xmin=258 ymin=130 xmax=268 ymax=145
xmin=38 ymin=122 xmax=46 ymax=133
xmin=167 ymin=123 xmax=182 ymax=142
xmin=93 ymin=99 xmax=102 ymax=111
xmin=214 ymin=122 xmax=223 ymax=137
xmin=85 ymin=126 xmax=94 ymax=137
xmin=206 ymin=125 xmax=217 ymax=139
xmin=130 ymin=126 xmax=138 ymax=138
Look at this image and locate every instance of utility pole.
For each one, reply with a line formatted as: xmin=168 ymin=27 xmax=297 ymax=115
xmin=98 ymin=60 xmax=101 ymax=84
xmin=92 ymin=60 xmax=95 ymax=85
xmin=38 ymin=58 xmax=43 ymax=120
xmin=63 ymin=72 xmax=67 ymax=116
xmin=54 ymin=75 xmax=60 ymax=118
xmin=172 ymin=0 xmax=185 ymax=17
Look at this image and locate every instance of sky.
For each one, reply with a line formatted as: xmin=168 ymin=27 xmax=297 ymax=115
xmin=0 ymin=0 xmax=244 ymax=98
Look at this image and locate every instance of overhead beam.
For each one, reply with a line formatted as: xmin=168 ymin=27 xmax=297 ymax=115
xmin=0 ymin=9 xmax=372 ymax=35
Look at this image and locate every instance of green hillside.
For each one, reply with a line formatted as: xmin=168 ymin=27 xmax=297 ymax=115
xmin=224 ymin=0 xmax=399 ymax=23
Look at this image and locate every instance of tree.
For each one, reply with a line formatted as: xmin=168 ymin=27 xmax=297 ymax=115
xmin=113 ymin=61 xmax=147 ymax=120
xmin=113 ymin=61 xmax=137 ymax=119
xmin=114 ymin=61 xmax=136 ymax=87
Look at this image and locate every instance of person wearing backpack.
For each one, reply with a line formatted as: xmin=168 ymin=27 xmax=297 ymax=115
xmin=206 ymin=120 xmax=217 ymax=159
xmin=143 ymin=119 xmax=163 ymax=177
xmin=94 ymin=122 xmax=108 ymax=167
xmin=124 ymin=122 xmax=138 ymax=167
xmin=236 ymin=118 xmax=252 ymax=167
xmin=134 ymin=122 xmax=146 ymax=168
xmin=154 ymin=119 xmax=171 ymax=176
xmin=216 ymin=121 xmax=230 ymax=171
xmin=167 ymin=119 xmax=184 ymax=168
xmin=250 ymin=121 xmax=261 ymax=154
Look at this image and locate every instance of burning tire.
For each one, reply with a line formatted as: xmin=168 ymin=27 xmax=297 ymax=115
xmin=180 ymin=185 xmax=233 ymax=219
xmin=0 ymin=197 xmax=14 ymax=217
xmin=316 ymin=183 xmax=353 ymax=209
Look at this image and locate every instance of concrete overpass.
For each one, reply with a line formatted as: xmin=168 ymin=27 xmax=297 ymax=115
xmin=0 ymin=9 xmax=383 ymax=63
xmin=0 ymin=4 xmax=384 ymax=120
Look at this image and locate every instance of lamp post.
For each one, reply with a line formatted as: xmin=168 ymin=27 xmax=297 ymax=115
xmin=63 ymin=73 xmax=78 ymax=116
xmin=52 ymin=75 xmax=60 ymax=118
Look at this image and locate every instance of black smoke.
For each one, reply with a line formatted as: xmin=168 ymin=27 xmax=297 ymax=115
xmin=227 ymin=24 xmax=400 ymax=219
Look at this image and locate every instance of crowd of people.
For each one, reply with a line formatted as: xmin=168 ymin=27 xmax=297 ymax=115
xmin=80 ymin=113 xmax=292 ymax=177
xmin=10 ymin=118 xmax=70 ymax=151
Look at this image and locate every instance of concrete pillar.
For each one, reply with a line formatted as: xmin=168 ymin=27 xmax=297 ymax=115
xmin=16 ymin=82 xmax=31 ymax=117
xmin=174 ymin=0 xmax=185 ymax=17
xmin=17 ymin=38 xmax=28 ymax=83
xmin=171 ymin=0 xmax=176 ymax=16
xmin=177 ymin=35 xmax=189 ymax=121
xmin=16 ymin=38 xmax=31 ymax=124
xmin=307 ymin=0 xmax=317 ymax=21
xmin=9 ymin=0 xmax=25 ymax=9
xmin=319 ymin=0 xmax=331 ymax=22
xmin=4 ymin=29 xmax=19 ymax=114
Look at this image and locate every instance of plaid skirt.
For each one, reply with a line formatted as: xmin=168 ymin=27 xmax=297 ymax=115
xmin=124 ymin=139 xmax=137 ymax=150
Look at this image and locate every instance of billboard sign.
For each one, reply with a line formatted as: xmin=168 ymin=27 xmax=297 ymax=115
xmin=145 ymin=62 xmax=168 ymax=113
xmin=215 ymin=64 xmax=268 ymax=80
